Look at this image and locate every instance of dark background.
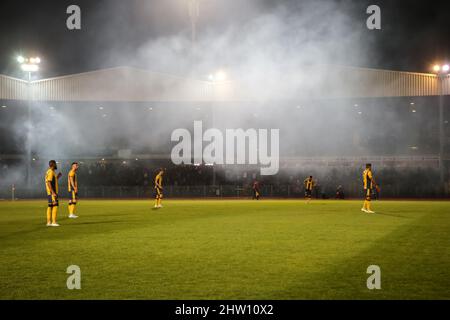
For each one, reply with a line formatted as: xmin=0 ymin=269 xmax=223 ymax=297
xmin=0 ymin=0 xmax=449 ymax=77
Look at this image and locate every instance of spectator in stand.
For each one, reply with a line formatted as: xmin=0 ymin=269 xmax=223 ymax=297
xmin=336 ymin=185 xmax=345 ymax=199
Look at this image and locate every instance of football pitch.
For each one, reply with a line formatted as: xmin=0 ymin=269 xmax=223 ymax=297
xmin=0 ymin=199 xmax=449 ymax=300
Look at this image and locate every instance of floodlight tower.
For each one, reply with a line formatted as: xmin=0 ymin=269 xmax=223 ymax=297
xmin=432 ymin=63 xmax=450 ymax=186
xmin=207 ymin=69 xmax=227 ymax=186
xmin=17 ymin=56 xmax=41 ymax=188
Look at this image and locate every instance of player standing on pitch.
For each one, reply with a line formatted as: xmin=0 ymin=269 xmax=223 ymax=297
xmin=45 ymin=160 xmax=62 ymax=226
xmin=68 ymin=162 xmax=79 ymax=218
xmin=362 ymin=163 xmax=379 ymax=213
xmin=252 ymin=180 xmax=260 ymax=200
xmin=304 ymin=176 xmax=315 ymax=203
xmin=154 ymin=168 xmax=164 ymax=208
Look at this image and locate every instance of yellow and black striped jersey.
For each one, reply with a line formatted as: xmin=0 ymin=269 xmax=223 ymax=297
xmin=155 ymin=172 xmax=163 ymax=188
xmin=363 ymin=169 xmax=373 ymax=189
xmin=304 ymin=178 xmax=314 ymax=190
xmin=68 ymin=169 xmax=78 ymax=192
xmin=45 ymin=168 xmax=58 ymax=195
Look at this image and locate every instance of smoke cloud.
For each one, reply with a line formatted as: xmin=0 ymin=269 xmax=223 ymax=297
xmin=0 ymin=0 xmax=440 ymax=195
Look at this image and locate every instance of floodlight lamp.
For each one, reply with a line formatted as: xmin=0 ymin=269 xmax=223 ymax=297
xmin=21 ymin=64 xmax=39 ymax=72
xmin=215 ymin=70 xmax=227 ymax=82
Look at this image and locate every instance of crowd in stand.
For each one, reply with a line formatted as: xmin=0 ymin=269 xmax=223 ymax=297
xmin=0 ymin=159 xmax=447 ymax=198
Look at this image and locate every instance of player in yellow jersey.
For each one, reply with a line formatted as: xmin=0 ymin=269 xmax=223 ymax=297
xmin=154 ymin=168 xmax=164 ymax=208
xmin=362 ymin=163 xmax=379 ymax=213
xmin=68 ymin=162 xmax=79 ymax=218
xmin=304 ymin=176 xmax=315 ymax=203
xmin=45 ymin=160 xmax=62 ymax=226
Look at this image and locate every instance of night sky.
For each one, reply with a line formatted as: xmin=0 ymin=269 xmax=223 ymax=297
xmin=1 ymin=0 xmax=449 ymax=78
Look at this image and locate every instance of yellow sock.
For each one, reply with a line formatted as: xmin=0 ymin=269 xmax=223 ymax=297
xmin=363 ymin=200 xmax=367 ymax=210
xmin=158 ymin=198 xmax=162 ymax=206
xmin=46 ymin=207 xmax=52 ymax=224
xmin=367 ymin=201 xmax=371 ymax=211
xmin=155 ymin=198 xmax=159 ymax=206
xmin=51 ymin=206 xmax=58 ymax=224
xmin=68 ymin=204 xmax=73 ymax=215
xmin=72 ymin=204 xmax=76 ymax=215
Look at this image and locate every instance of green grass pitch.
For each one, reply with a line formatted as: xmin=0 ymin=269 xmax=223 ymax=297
xmin=0 ymin=199 xmax=449 ymax=300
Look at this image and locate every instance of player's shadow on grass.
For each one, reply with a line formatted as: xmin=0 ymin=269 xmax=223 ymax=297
xmin=0 ymin=220 xmax=126 ymax=239
xmin=0 ymin=226 xmax=44 ymax=240
xmin=375 ymin=211 xmax=409 ymax=218
xmin=68 ymin=220 xmax=125 ymax=225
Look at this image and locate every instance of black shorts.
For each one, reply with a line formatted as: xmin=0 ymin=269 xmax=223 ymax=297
xmin=47 ymin=194 xmax=59 ymax=207
xmin=365 ymin=188 xmax=372 ymax=200
xmin=305 ymin=189 xmax=312 ymax=197
xmin=68 ymin=191 xmax=78 ymax=204
xmin=154 ymin=187 xmax=163 ymax=198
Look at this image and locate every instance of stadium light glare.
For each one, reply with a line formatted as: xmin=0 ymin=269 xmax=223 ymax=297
xmin=21 ymin=64 xmax=39 ymax=72
xmin=208 ymin=70 xmax=227 ymax=82
xmin=412 ymin=109 xmax=417 ymax=113
xmin=1 ymin=105 xmax=6 ymax=108
xmin=18 ymin=55 xmax=42 ymax=79
xmin=215 ymin=70 xmax=227 ymax=81
xmin=28 ymin=57 xmax=41 ymax=64
xmin=433 ymin=64 xmax=450 ymax=74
